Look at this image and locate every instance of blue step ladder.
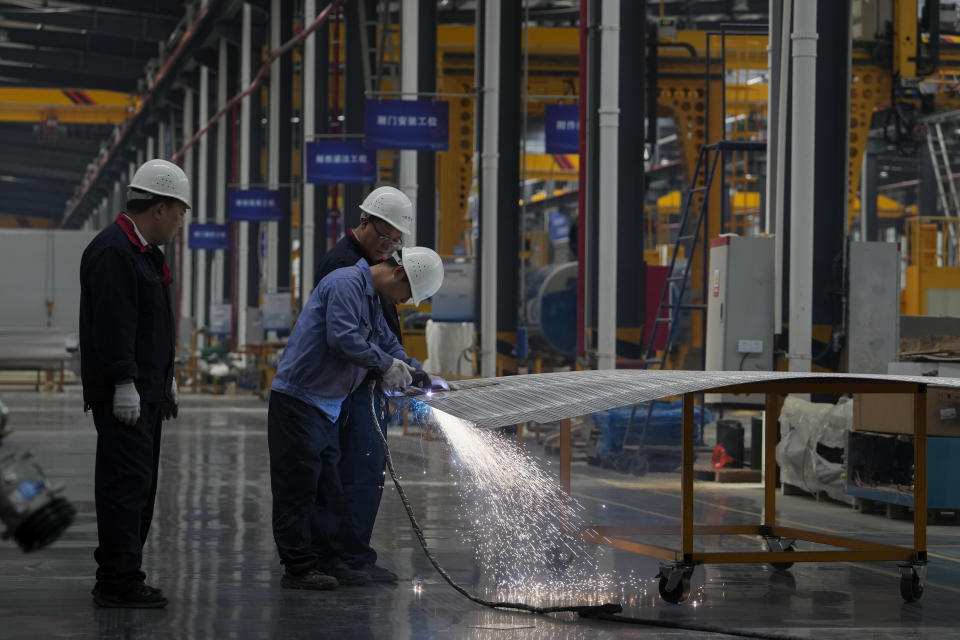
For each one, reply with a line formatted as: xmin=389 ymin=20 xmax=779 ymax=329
xmin=620 ymin=140 xmax=767 ymax=459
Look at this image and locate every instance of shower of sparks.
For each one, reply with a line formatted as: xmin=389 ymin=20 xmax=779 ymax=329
xmin=421 ymin=405 xmax=653 ymax=605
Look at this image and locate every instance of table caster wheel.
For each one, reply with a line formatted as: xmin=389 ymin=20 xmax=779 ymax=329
xmin=657 ymin=564 xmax=693 ymax=604
xmin=764 ymin=536 xmax=796 ymax=571
xmin=899 ymin=564 xmax=924 ymax=603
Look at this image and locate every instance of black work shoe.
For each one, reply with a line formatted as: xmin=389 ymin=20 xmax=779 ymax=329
xmin=92 ymin=582 xmax=168 ymax=609
xmin=328 ymin=562 xmax=371 ymax=585
xmin=354 ymin=563 xmax=398 ymax=583
xmin=281 ymin=569 xmax=338 ymax=591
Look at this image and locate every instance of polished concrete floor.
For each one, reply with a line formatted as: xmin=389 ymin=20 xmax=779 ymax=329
xmin=2 ymin=388 xmax=960 ymax=639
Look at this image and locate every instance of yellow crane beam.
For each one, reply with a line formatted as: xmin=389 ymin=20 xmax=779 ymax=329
xmin=0 ymin=88 xmax=139 ymax=124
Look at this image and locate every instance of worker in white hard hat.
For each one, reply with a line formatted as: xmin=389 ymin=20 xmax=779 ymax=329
xmin=311 ymin=188 xmax=441 ymax=585
xmin=313 ymin=185 xmax=414 ymax=340
xmin=79 ymin=158 xmax=190 ymax=609
xmin=268 ymin=245 xmax=445 ymax=591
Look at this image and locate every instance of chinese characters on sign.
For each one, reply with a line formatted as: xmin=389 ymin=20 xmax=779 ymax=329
xmin=188 ymin=223 xmax=230 ymax=250
xmin=305 ymin=141 xmax=376 ymax=184
xmin=365 ymin=99 xmax=449 ymax=150
xmin=544 ymin=104 xmax=580 ymax=155
xmin=227 ymin=188 xmax=283 ymax=222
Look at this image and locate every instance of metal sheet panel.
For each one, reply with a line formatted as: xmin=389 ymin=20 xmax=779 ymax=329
xmin=423 ymin=369 xmax=960 ymax=428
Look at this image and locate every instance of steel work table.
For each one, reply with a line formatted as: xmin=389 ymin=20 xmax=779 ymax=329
xmin=557 ymin=378 xmax=932 ymax=604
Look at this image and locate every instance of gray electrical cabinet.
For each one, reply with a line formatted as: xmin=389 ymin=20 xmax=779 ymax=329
xmin=847 ymin=241 xmax=899 ymax=374
xmin=705 ymin=235 xmax=775 ymax=405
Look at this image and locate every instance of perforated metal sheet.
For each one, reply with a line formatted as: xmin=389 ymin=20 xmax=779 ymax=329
xmin=421 ymin=369 xmax=960 ymax=428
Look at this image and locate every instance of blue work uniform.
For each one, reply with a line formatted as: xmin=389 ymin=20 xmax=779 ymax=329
xmin=314 ymin=232 xmax=410 ymax=570
xmin=268 ymin=258 xmax=420 ymax=575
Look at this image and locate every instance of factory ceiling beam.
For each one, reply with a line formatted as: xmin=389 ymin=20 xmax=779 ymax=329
xmin=0 ymin=146 xmax=95 ymax=172
xmin=0 ymin=8 xmax=177 ymax=41
xmin=0 ymin=25 xmax=160 ymax=60
xmin=6 ymin=0 xmax=186 ymax=16
xmin=62 ymin=0 xmax=229 ymax=228
xmin=0 ymin=159 xmax=88 ymax=182
xmin=0 ymin=64 xmax=133 ymax=91
xmin=0 ymin=45 xmax=146 ymax=80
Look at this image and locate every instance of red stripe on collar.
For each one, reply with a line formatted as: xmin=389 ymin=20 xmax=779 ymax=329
xmin=115 ymin=213 xmax=148 ymax=253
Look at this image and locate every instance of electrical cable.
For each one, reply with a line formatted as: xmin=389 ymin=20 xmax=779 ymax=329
xmin=368 ymin=380 xmax=822 ymax=640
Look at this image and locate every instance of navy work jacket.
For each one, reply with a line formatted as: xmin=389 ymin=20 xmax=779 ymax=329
xmin=314 ymin=230 xmax=403 ymax=342
xmin=79 ymin=214 xmax=175 ymax=407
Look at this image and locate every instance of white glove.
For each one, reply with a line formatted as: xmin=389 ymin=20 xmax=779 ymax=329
xmin=171 ymin=377 xmax=179 ymax=405
xmin=429 ymin=375 xmax=450 ymax=391
xmin=382 ymin=358 xmax=414 ymax=390
xmin=113 ymin=382 xmax=140 ymax=426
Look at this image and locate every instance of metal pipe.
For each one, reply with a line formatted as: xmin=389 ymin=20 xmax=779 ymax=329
xmin=238 ymin=2 xmax=251 ymax=351
xmin=774 ymin=0 xmax=792 ymax=332
xmin=170 ymin=1 xmax=340 ymax=164
xmin=302 ymin=0 xmax=316 ymax=308
xmin=214 ymin=37 xmax=228 ymax=306
xmin=266 ymin=0 xmax=281 ymax=305
xmin=788 ymin=0 xmax=817 ymax=372
xmin=197 ymin=65 xmax=209 ymax=348
xmin=480 ymin=0 xmax=501 ymax=378
xmin=181 ymin=88 xmax=194 ymax=328
xmin=64 ymin=0 xmax=218 ymax=226
xmin=400 ymin=0 xmax=419 ymax=245
xmin=765 ymin=0 xmax=778 ymax=233
xmin=576 ymin=0 xmax=588 ymax=362
xmin=597 ymin=0 xmax=619 ymax=370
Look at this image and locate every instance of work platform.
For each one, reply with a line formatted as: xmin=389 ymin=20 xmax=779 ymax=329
xmin=557 ymin=378 xmax=933 ymax=604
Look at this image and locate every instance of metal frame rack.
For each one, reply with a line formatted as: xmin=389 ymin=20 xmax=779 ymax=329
xmin=557 ymin=378 xmax=931 ymax=603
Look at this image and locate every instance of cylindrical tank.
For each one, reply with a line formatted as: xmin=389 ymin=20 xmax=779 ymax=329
xmin=524 ymin=261 xmax=577 ymax=357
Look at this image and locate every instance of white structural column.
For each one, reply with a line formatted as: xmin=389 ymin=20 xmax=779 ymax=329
xmin=301 ymin=0 xmax=317 ymax=307
xmin=596 ymin=0 xmax=619 ymax=371
xmin=214 ymin=37 xmax=228 ymax=306
xmin=788 ymin=0 xmax=817 ymax=372
xmin=773 ymin=0 xmax=792 ymax=330
xmin=181 ymin=88 xmax=194 ymax=323
xmin=266 ymin=0 xmax=281 ymax=298
xmin=146 ymin=137 xmax=155 ymax=161
xmin=480 ymin=0 xmax=501 ymax=378
xmin=400 ymin=0 xmax=419 ymax=245
xmin=238 ymin=3 xmax=252 ymax=349
xmin=196 ymin=65 xmax=210 ymax=348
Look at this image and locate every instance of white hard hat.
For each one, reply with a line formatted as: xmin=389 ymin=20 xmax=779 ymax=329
xmin=360 ymin=186 xmax=413 ymax=236
xmin=128 ymin=159 xmax=191 ymax=209
xmin=401 ymin=246 xmax=444 ymax=306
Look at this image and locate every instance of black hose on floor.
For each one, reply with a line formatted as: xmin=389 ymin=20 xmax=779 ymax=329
xmin=369 ymin=381 xmax=819 ymax=640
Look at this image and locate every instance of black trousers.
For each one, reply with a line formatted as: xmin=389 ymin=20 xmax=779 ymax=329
xmin=268 ymin=391 xmax=347 ymax=575
xmin=92 ymin=402 xmax=163 ymax=586
xmin=336 ymin=382 xmax=389 ymax=568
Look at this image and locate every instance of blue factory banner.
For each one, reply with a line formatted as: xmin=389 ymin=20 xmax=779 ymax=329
xmin=544 ymin=104 xmax=579 ymax=154
xmin=305 ymin=141 xmax=376 ymax=184
xmin=188 ymin=223 xmax=230 ymax=250
xmin=228 ymin=189 xmax=283 ymax=222
xmin=365 ymin=99 xmax=449 ymax=150
xmin=548 ymin=212 xmax=570 ymax=244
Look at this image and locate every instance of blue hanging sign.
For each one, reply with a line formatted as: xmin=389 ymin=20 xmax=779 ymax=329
xmin=228 ymin=188 xmax=283 ymax=222
xmin=188 ymin=223 xmax=230 ymax=250
xmin=544 ymin=104 xmax=580 ymax=154
xmin=365 ymin=99 xmax=449 ymax=150
xmin=548 ymin=212 xmax=570 ymax=244
xmin=305 ymin=141 xmax=376 ymax=184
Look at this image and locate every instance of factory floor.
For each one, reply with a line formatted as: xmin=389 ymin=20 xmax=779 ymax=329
xmin=2 ymin=388 xmax=959 ymax=639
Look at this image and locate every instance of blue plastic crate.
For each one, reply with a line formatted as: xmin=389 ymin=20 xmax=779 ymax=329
xmin=592 ymin=400 xmax=713 ymax=456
